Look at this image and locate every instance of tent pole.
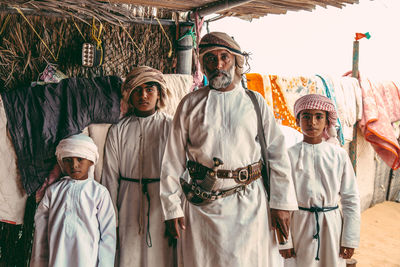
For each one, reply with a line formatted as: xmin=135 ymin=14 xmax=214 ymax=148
xmin=352 ymin=40 xmax=359 ymax=78
xmin=349 ymin=40 xmax=359 ymax=176
xmin=176 ymin=24 xmax=194 ymax=74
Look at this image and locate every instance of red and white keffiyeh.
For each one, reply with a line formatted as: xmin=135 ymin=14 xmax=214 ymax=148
xmin=294 ymin=94 xmax=338 ymax=142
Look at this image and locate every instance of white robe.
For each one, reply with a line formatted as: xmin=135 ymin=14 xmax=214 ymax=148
xmin=30 ymin=177 xmax=116 ymax=267
xmin=284 ymin=141 xmax=360 ymax=267
xmin=160 ymin=84 xmax=298 ymax=267
xmin=101 ymin=111 xmax=173 ymax=267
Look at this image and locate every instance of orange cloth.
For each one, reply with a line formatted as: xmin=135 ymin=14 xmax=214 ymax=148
xmin=245 ymin=73 xmax=273 ymax=107
xmin=269 ymin=75 xmax=301 ymax=131
xmin=246 ymin=74 xmax=324 ymax=133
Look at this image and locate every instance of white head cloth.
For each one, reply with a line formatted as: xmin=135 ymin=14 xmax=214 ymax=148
xmin=55 ymin=134 xmax=99 ymax=178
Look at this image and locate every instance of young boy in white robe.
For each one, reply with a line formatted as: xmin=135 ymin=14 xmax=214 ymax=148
xmin=101 ymin=66 xmax=173 ymax=267
xmin=280 ymin=94 xmax=360 ymax=267
xmin=30 ymin=134 xmax=116 ymax=267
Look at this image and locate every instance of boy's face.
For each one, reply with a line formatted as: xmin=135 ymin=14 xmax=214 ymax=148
xmin=130 ymin=83 xmax=160 ymax=116
xmin=62 ymin=157 xmax=93 ymax=180
xmin=297 ymin=109 xmax=328 ymax=144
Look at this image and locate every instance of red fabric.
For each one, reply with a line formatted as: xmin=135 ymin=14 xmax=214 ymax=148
xmin=358 ymin=79 xmax=400 ymax=169
xmin=191 ymin=12 xmax=204 ymax=91
xmin=355 ymin=33 xmax=367 ymax=41
xmin=35 ymin=163 xmax=62 ymax=203
xmin=294 ymin=94 xmax=338 ymax=127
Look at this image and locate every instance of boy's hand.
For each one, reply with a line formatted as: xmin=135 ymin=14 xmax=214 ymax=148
xmin=339 ymin=246 xmax=355 ymax=259
xmin=279 ymin=248 xmax=295 ymax=259
xmin=165 ymin=217 xmax=185 ymax=246
xmin=270 ymin=209 xmax=291 ymax=238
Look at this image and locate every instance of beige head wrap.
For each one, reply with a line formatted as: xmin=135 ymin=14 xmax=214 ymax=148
xmin=121 ymin=66 xmax=170 ymax=113
xmin=55 ymin=134 xmax=99 ymax=178
xmin=199 ymin=32 xmax=246 ymax=79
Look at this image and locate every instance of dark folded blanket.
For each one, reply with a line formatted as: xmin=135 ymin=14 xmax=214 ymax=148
xmin=1 ymin=76 xmax=122 ymax=195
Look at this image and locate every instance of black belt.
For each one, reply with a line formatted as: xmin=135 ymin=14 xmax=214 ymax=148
xmin=298 ymin=205 xmax=339 ymax=261
xmin=120 ymin=177 xmax=160 ymax=247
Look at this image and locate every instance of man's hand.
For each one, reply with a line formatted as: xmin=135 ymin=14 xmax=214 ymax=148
xmin=279 ymin=248 xmax=295 ymax=259
xmin=270 ymin=208 xmax=291 ymax=239
xmin=339 ymin=246 xmax=355 ymax=259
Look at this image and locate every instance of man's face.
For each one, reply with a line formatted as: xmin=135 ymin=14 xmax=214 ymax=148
xmin=130 ymin=83 xmax=160 ymax=116
xmin=62 ymin=157 xmax=93 ymax=180
xmin=203 ymin=49 xmax=236 ymax=90
xmin=297 ymin=109 xmax=328 ymax=144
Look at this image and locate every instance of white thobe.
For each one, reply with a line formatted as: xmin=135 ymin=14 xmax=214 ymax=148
xmin=30 ymin=177 xmax=116 ymax=267
xmin=279 ymin=125 xmax=303 ymax=148
xmin=101 ymin=111 xmax=173 ymax=267
xmin=160 ymin=84 xmax=298 ymax=267
xmin=284 ymin=141 xmax=360 ymax=267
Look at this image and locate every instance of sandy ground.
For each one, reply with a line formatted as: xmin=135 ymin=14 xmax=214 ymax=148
xmin=353 ymin=201 xmax=400 ymax=267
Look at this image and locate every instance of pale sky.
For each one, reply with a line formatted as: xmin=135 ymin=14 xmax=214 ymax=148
xmin=207 ymin=0 xmax=400 ymax=81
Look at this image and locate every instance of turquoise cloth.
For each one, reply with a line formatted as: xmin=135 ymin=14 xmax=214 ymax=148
xmin=315 ymin=74 xmax=345 ymax=145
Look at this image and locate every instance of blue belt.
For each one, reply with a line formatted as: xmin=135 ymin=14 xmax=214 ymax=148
xmin=298 ymin=205 xmax=339 ymax=261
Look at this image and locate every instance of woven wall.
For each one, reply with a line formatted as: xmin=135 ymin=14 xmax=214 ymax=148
xmin=0 ymin=13 xmax=176 ymax=91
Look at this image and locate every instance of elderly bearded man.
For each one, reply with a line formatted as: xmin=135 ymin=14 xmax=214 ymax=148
xmin=160 ymin=32 xmax=298 ymax=267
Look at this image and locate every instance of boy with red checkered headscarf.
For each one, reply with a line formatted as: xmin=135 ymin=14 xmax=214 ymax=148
xmin=280 ymin=94 xmax=360 ymax=267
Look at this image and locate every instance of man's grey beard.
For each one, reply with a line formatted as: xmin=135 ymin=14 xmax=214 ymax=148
xmin=208 ymin=65 xmax=235 ymax=90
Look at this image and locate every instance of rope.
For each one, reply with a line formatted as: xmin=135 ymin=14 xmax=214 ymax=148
xmin=55 ymin=23 xmax=64 ymax=61
xmin=177 ymin=25 xmax=196 ymax=48
xmin=119 ymin=177 xmax=160 ymax=248
xmin=0 ymin=14 xmax=10 ymax=35
xmin=155 ymin=17 xmax=172 ymax=58
xmin=91 ymin=17 xmax=103 ymax=65
xmin=14 ymin=7 xmax=57 ymax=62
xmin=119 ymin=21 xmax=143 ymax=53
xmin=72 ymin=18 xmax=86 ymax=42
xmin=298 ymin=205 xmax=339 ymax=261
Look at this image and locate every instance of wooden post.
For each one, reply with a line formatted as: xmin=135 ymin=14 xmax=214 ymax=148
xmin=176 ymin=23 xmax=193 ymax=75
xmin=352 ymin=40 xmax=359 ymax=78
xmin=349 ymin=39 xmax=359 ymax=174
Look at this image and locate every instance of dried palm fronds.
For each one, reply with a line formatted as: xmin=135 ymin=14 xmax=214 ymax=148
xmin=0 ymin=13 xmax=176 ymax=92
xmin=0 ymin=0 xmax=174 ymax=27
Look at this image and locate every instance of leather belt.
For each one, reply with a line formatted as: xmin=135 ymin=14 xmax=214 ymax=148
xmin=187 ymin=160 xmax=262 ymax=185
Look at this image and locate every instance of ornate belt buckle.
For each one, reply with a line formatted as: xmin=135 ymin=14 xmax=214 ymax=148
xmin=194 ymin=187 xmax=201 ymax=196
xmin=238 ymin=169 xmax=249 ymax=182
xmin=201 ymin=191 xmax=210 ymax=199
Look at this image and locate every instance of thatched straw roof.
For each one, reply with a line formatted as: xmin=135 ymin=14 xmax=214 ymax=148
xmin=106 ymin=0 xmax=361 ymax=19
xmin=1 ymin=1 xmax=175 ymax=27
xmin=2 ymin=0 xmax=361 ymax=22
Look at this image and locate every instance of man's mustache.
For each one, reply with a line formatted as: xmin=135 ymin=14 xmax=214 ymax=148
xmin=210 ymin=70 xmax=229 ymax=79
